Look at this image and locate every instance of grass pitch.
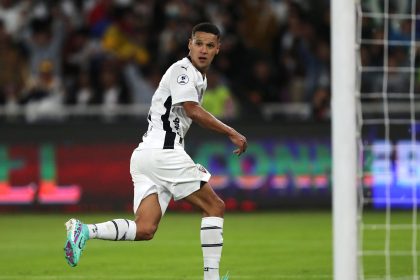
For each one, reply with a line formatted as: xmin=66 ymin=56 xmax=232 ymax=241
xmin=0 ymin=211 xmax=418 ymax=279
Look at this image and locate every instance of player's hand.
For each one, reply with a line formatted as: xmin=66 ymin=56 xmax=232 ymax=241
xmin=229 ymin=130 xmax=247 ymax=156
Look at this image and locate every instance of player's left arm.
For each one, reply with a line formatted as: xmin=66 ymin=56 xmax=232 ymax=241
xmin=183 ymin=101 xmax=247 ymax=155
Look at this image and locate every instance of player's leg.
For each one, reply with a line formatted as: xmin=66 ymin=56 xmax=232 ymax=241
xmin=133 ymin=193 xmax=162 ymax=240
xmin=64 ymin=174 xmax=163 ymax=267
xmin=129 ymin=148 xmax=169 ymax=240
xmin=84 ymin=192 xmax=162 ymax=241
xmin=64 ymin=215 xmax=138 ymax=267
xmin=183 ymin=182 xmax=225 ymax=217
xmin=148 ymin=149 xmax=224 ymax=279
xmin=64 ymin=149 xmax=166 ymax=267
xmin=183 ymin=182 xmax=225 ymax=280
xmin=64 ymin=193 xmax=162 ymax=267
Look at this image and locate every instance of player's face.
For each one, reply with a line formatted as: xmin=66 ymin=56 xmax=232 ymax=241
xmin=188 ymin=31 xmax=220 ymax=74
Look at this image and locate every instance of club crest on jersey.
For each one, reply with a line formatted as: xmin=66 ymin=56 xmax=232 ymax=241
xmin=177 ymin=74 xmax=189 ymax=85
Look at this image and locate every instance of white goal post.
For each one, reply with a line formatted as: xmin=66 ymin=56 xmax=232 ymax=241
xmin=332 ymin=0 xmax=358 ymax=279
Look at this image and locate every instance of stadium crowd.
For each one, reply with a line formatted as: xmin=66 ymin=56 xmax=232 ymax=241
xmin=3 ymin=0 xmax=410 ymax=122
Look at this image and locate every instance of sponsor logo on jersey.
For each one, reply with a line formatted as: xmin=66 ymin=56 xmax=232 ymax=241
xmin=173 ymin=117 xmax=180 ymax=130
xmin=177 ymin=74 xmax=189 ymax=85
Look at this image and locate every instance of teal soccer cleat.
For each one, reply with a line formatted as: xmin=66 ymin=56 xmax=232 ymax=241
xmin=221 ymin=271 xmax=230 ymax=280
xmin=64 ymin=218 xmax=89 ymax=267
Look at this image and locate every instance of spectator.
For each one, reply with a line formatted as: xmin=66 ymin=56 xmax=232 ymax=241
xmin=101 ymin=3 xmax=150 ymax=66
xmin=21 ymin=59 xmax=65 ymax=122
xmin=273 ymin=5 xmax=307 ymax=103
xmin=0 ymin=0 xmax=30 ymax=39
xmin=123 ymin=62 xmax=154 ymax=106
xmin=85 ymin=0 xmax=113 ymax=38
xmin=238 ymin=0 xmax=279 ymax=54
xmin=24 ymin=13 xmax=66 ymax=77
xmin=202 ymin=69 xmax=238 ymax=119
xmin=91 ymin=58 xmax=130 ymax=120
xmin=312 ymin=87 xmax=330 ymax=121
xmin=62 ymin=27 xmax=95 ymax=80
xmin=306 ymin=38 xmax=330 ymax=104
xmin=245 ymin=58 xmax=281 ymax=103
xmin=66 ymin=70 xmax=94 ymax=108
xmin=0 ymin=19 xmax=27 ymax=116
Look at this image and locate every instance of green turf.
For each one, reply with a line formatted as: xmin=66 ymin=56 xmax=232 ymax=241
xmin=0 ymin=211 xmax=418 ymax=279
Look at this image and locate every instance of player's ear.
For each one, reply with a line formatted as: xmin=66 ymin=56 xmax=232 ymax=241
xmin=188 ymin=38 xmax=192 ymax=51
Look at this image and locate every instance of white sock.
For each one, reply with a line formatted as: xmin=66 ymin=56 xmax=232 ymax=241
xmin=201 ymin=217 xmax=224 ymax=280
xmin=87 ymin=219 xmax=136 ymax=241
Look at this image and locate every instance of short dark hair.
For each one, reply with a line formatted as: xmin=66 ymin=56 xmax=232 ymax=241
xmin=192 ymin=22 xmax=221 ymax=39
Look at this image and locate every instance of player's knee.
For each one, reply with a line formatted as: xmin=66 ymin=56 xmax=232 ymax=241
xmin=208 ymin=197 xmax=225 ymax=217
xmin=216 ymin=198 xmax=225 ymax=215
xmin=136 ymin=224 xmax=158 ymax=241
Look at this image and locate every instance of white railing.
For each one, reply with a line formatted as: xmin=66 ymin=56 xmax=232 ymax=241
xmin=0 ymin=102 xmax=418 ymax=122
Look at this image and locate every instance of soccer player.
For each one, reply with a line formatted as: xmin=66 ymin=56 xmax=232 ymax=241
xmin=64 ymin=22 xmax=247 ymax=280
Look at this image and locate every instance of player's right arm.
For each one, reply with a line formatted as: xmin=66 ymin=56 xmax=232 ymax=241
xmin=183 ymin=101 xmax=247 ymax=156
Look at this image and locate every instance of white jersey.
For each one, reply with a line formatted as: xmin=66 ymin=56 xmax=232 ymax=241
xmin=138 ymin=57 xmax=207 ymax=150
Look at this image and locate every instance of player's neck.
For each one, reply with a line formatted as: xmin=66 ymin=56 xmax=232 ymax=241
xmin=187 ymin=55 xmax=207 ymax=77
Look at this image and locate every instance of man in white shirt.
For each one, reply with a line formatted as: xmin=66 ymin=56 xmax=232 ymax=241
xmin=64 ymin=22 xmax=247 ymax=280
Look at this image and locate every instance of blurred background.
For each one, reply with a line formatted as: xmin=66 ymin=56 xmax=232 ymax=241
xmin=0 ymin=0 xmax=333 ymax=122
xmin=0 ymin=0 xmax=416 ymax=213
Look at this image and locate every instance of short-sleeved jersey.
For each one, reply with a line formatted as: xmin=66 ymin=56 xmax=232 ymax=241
xmin=138 ymin=57 xmax=207 ymax=150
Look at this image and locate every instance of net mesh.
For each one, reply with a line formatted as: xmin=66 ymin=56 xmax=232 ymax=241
xmin=357 ymin=0 xmax=419 ymax=279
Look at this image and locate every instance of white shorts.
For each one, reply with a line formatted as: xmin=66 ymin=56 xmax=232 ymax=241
xmin=130 ymin=148 xmax=211 ymax=215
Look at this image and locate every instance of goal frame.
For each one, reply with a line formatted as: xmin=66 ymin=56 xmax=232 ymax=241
xmin=332 ymin=0 xmax=358 ymax=279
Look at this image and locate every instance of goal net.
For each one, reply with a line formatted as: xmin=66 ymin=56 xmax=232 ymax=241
xmin=331 ymin=0 xmax=420 ymax=280
xmin=335 ymin=0 xmax=420 ymax=279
